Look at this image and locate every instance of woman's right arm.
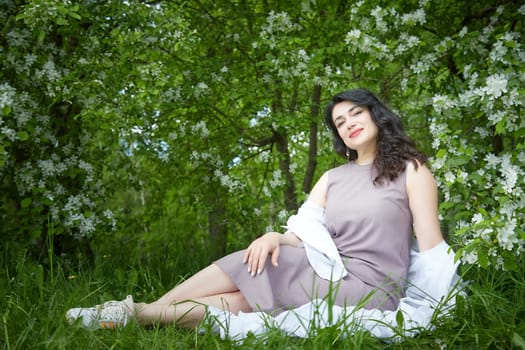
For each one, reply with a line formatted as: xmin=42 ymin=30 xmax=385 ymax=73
xmin=306 ymin=171 xmax=328 ymax=208
xmin=242 ymin=172 xmax=329 ymax=276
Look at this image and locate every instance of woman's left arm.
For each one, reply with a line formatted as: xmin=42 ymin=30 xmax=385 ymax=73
xmin=406 ymin=162 xmax=444 ymax=251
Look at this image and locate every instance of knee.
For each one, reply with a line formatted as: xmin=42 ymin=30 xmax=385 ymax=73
xmin=226 ymin=292 xmax=252 ymax=314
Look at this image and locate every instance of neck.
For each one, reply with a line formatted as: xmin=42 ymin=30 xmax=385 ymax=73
xmin=355 ymin=152 xmax=375 ymax=165
xmin=355 ymin=145 xmax=377 ymax=165
xmin=355 ymin=158 xmax=373 ymax=165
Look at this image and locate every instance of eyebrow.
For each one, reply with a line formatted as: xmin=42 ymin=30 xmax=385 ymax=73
xmin=334 ymin=105 xmax=359 ymax=123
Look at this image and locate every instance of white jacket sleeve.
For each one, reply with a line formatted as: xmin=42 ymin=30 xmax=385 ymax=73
xmin=285 ymin=200 xmax=347 ymax=281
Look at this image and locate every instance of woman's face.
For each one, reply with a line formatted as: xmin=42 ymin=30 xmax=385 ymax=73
xmin=332 ymin=100 xmax=378 ymax=154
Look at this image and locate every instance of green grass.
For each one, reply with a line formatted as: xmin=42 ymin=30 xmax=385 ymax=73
xmin=1 ymin=245 xmax=524 ymax=349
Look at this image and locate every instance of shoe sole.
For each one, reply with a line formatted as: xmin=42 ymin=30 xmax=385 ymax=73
xmin=99 ymin=321 xmax=119 ymax=329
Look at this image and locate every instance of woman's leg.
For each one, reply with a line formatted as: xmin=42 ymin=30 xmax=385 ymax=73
xmin=133 ymin=263 xmax=252 ymax=328
xmin=154 ymin=263 xmax=241 ymax=304
xmin=135 ymin=291 xmax=251 ymax=328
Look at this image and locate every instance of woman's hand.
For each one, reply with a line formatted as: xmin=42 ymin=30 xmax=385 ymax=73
xmin=243 ymin=232 xmax=281 ymax=277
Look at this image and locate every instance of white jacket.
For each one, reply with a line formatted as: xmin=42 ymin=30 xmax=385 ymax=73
xmin=284 ymin=200 xmax=347 ymax=281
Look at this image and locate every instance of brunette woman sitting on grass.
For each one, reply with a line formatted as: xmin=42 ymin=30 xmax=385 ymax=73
xmin=66 ymin=88 xmax=444 ymax=330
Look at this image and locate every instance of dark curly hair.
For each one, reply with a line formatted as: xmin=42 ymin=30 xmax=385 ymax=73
xmin=324 ymin=88 xmax=427 ymax=184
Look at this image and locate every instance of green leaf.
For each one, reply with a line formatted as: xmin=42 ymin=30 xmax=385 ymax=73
xmin=37 ymin=30 xmax=46 ymax=43
xmin=502 ymin=251 xmax=518 ymax=271
xmin=17 ymin=131 xmax=29 ymax=141
xmin=395 ymin=310 xmax=404 ymax=328
xmin=1 ymin=106 xmax=11 ymax=116
xmin=477 ymin=250 xmax=489 ymax=268
xmin=15 ymin=13 xmax=26 ymax=21
xmin=56 ymin=17 xmax=69 ymax=26
xmin=513 ymin=332 xmax=525 ymax=349
xmin=436 ymin=149 xmax=447 ymax=158
xmin=21 ymin=198 xmax=32 ymax=208
xmin=68 ymin=10 xmax=81 ymax=20
xmin=439 ymin=201 xmax=455 ymax=210
xmin=495 ymin=119 xmax=506 ymax=135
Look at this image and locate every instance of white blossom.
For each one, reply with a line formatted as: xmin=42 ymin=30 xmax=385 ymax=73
xmin=1 ymin=127 xmax=16 ymax=141
xmin=258 ymin=150 xmax=270 ymax=163
xmin=289 ymin=162 xmax=297 ymax=174
xmin=371 ymin=6 xmax=388 ymax=32
xmin=269 ymin=169 xmax=284 ymax=188
xmin=474 ymin=126 xmax=490 ymax=138
xmin=458 ymin=170 xmax=468 ymax=182
xmin=444 ymin=171 xmax=456 ymax=183
xmin=487 ymin=110 xmax=505 ymax=124
xmin=462 ymin=250 xmax=478 ymax=265
xmin=410 ymin=53 xmax=437 ymax=75
xmin=260 ymin=11 xmax=300 ymax=38
xmin=471 ymin=213 xmax=483 ymax=224
xmin=499 ymin=201 xmax=517 ymax=219
xmin=432 ymin=94 xmax=456 ymax=114
xmin=78 ymin=160 xmax=93 ymax=175
xmin=277 ymin=209 xmax=288 ymax=221
xmin=0 ymin=83 xmax=16 ymax=110
xmin=497 ymin=218 xmax=518 ymax=251
xmin=489 ymin=40 xmax=509 ymax=63
xmin=401 ymin=8 xmax=426 ymax=25
xmin=483 ymin=74 xmax=508 ymax=99
xmin=518 ymin=151 xmax=525 ymax=164
xmin=458 ymin=26 xmax=468 ymax=38
xmin=431 ymin=157 xmax=445 ymax=170
xmin=191 ymin=120 xmax=209 ymax=137
xmin=37 ymin=59 xmax=61 ymax=82
xmin=6 ymin=28 xmax=31 ymax=48
xmin=350 ymin=0 xmax=365 ymax=15
xmin=484 ymin=153 xmax=499 ymax=169
xmin=194 ymin=82 xmax=209 ymax=98
xmin=345 ymin=29 xmax=361 ymax=43
xmin=500 ymin=161 xmax=519 ymax=194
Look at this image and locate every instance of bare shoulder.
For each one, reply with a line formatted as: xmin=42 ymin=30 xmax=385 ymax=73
xmin=308 ymin=171 xmax=330 ymax=208
xmin=406 ymin=161 xmax=437 ymax=190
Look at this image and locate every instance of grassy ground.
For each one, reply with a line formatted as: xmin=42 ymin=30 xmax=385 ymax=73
xmin=1 ymin=245 xmax=524 ymax=349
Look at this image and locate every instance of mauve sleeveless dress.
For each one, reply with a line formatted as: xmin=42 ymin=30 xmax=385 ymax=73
xmin=214 ymin=162 xmax=412 ymax=316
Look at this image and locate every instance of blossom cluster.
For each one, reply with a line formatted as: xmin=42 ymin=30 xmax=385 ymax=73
xmin=1 ymin=3 xmax=117 ymax=241
xmin=385 ymin=2 xmax=524 ymax=269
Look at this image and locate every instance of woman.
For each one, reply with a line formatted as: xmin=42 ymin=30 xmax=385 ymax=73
xmin=66 ymin=88 xmax=444 ymax=330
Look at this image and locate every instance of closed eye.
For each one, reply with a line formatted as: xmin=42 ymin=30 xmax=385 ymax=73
xmin=351 ymin=110 xmax=362 ymax=117
xmin=334 ymin=116 xmax=345 ymax=128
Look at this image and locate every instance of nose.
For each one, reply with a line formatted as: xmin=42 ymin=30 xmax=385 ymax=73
xmin=345 ymin=117 xmax=355 ymax=129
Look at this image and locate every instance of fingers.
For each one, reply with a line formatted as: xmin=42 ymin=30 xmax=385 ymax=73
xmin=271 ymin=245 xmax=280 ymax=267
xmin=242 ymin=242 xmax=269 ymax=277
xmin=249 ymin=243 xmax=266 ymax=276
xmin=242 ymin=246 xmax=250 ymax=264
xmin=254 ymin=247 xmax=268 ymax=276
xmin=242 ymin=234 xmax=280 ymax=277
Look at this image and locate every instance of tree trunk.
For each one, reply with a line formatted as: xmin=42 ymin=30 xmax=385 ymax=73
xmin=302 ymin=84 xmax=321 ymax=195
xmin=274 ymin=130 xmax=298 ymax=212
xmin=208 ymin=188 xmax=227 ymax=259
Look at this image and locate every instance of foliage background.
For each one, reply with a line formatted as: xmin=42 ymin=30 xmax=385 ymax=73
xmin=0 ymin=0 xmax=524 ymax=348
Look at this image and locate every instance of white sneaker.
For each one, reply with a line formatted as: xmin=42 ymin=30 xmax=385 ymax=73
xmin=66 ymin=295 xmax=134 ymax=329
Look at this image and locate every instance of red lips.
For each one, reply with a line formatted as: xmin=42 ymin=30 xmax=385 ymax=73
xmin=349 ymin=128 xmax=363 ymax=138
